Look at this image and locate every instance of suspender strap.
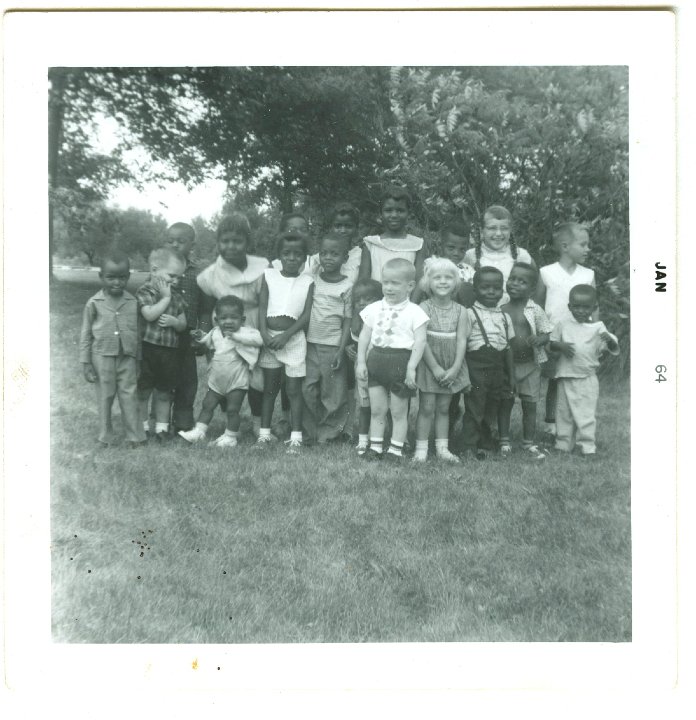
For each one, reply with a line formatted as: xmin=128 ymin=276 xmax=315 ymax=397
xmin=471 ymin=306 xmax=509 ymax=348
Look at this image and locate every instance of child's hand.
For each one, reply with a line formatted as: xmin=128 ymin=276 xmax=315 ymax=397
xmin=557 ymin=342 xmax=575 ymax=358
xmin=330 ymin=352 xmax=343 ymax=371
xmin=405 ymin=366 xmax=417 ymax=390
xmin=191 ymin=329 xmax=205 ymax=343
xmin=82 ymin=363 xmax=97 ymax=383
xmin=432 ymin=366 xmax=446 ymax=383
xmin=440 ymin=367 xmax=458 ymax=386
xmin=356 ymin=362 xmax=368 ymax=382
xmin=599 ymin=330 xmax=614 ymax=344
xmin=158 ymin=313 xmax=178 ymax=328
xmin=345 ymin=345 xmax=357 ymax=363
xmin=528 ymin=335 xmax=548 ymax=347
xmin=154 ymin=275 xmax=171 ymax=297
xmin=267 ymin=332 xmax=288 ymax=350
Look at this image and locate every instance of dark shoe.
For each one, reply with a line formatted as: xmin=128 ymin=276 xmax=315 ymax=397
xmin=127 ymin=440 xmax=148 ymax=449
xmin=154 ymin=431 xmax=172 ymax=443
xmin=361 ymin=448 xmax=383 ymax=461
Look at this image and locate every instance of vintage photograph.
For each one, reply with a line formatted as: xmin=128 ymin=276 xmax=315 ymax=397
xmin=48 ymin=63 xmax=631 ymax=644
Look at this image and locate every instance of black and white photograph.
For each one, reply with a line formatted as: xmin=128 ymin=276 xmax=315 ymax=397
xmin=2 ymin=4 xmax=684 ymax=715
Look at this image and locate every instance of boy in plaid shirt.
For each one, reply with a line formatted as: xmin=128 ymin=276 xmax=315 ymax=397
xmin=136 ymin=247 xmax=187 ymax=441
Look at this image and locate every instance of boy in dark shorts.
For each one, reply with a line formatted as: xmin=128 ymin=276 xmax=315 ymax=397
xmin=356 ymin=258 xmax=428 ymax=460
xmin=136 ymin=247 xmax=187 ymax=441
xmin=498 ymin=262 xmax=553 ymax=459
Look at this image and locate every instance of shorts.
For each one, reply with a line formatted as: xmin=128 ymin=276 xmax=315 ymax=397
xmin=259 ymin=328 xmax=307 ymax=378
xmin=366 ymin=346 xmax=415 ymax=400
xmin=138 ymin=342 xmax=180 ymax=393
xmin=514 ymin=361 xmax=541 ymax=402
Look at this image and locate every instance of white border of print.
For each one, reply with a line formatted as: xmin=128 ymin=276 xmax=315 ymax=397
xmin=2 ymin=2 xmax=686 ymax=717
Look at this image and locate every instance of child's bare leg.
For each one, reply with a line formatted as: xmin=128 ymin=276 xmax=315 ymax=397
xmin=366 ymin=386 xmax=389 ymax=455
xmin=434 ymin=394 xmax=458 ymax=461
xmin=414 ymin=392 xmax=436 ymax=460
xmin=521 ymin=400 xmax=537 ymax=447
xmin=225 ymin=389 xmax=246 ymax=433
xmin=261 ymin=368 xmax=282 ymax=431
xmin=198 ymin=390 xmax=222 ymax=426
xmin=358 ymin=406 xmax=371 ymax=435
xmin=387 ymin=393 xmax=410 ymax=456
xmin=284 ymin=375 xmax=304 ymax=433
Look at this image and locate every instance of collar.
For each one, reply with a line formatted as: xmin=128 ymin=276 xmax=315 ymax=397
xmin=382 ymin=298 xmax=410 ymax=312
xmin=94 ymin=289 xmax=135 ymax=305
xmin=473 ymin=301 xmax=502 ymax=313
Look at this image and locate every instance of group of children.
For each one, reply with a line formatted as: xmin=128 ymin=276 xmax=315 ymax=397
xmin=79 ymin=187 xmax=619 ymax=461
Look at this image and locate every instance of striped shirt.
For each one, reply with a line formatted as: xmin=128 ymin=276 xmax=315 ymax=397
xmin=136 ymin=281 xmax=187 ymax=348
xmin=307 ymin=275 xmax=353 ymax=347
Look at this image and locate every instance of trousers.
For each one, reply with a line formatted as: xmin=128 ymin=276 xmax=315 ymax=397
xmin=555 ymin=375 xmax=599 ymax=454
xmin=172 ymin=340 xmax=198 ymax=431
xmin=302 ymin=343 xmax=349 ymax=442
xmin=92 ymin=351 xmax=144 ymax=443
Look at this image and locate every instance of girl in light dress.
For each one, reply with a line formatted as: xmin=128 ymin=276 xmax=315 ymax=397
xmin=413 ymin=259 xmax=471 ymax=463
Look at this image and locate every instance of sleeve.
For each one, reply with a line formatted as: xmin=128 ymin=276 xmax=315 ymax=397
xmin=550 ymin=323 xmax=562 ymax=342
xmin=342 ymin=285 xmax=353 ymax=318
xmin=135 ymin=284 xmax=157 ymax=307
xmin=233 ymin=327 xmax=264 ymax=348
xmin=198 ymin=328 xmax=216 ymax=350
xmin=79 ymin=300 xmax=96 ymax=363
xmin=418 ymin=300 xmax=430 ymax=315
xmin=597 ymin=322 xmax=620 ymax=355
xmin=359 ymin=303 xmax=375 ymax=328
xmin=412 ymin=304 xmax=430 ymax=330
xmin=534 ymin=304 xmax=554 ymax=334
xmin=235 ymin=344 xmax=261 ymax=370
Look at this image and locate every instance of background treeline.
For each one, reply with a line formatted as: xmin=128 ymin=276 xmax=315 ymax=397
xmin=49 ymin=65 xmax=629 ymax=373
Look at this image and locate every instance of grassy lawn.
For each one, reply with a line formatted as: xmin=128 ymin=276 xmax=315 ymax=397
xmin=51 ymin=277 xmax=631 ymax=643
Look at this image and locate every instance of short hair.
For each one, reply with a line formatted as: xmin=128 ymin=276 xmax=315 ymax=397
xmin=100 ymin=248 xmax=130 ymax=272
xmin=553 ymin=222 xmax=587 ymax=248
xmin=382 ymin=257 xmax=416 ymax=281
xmin=167 ymin=222 xmax=195 ymax=242
xmin=419 ymin=258 xmax=461 ymax=295
xmin=569 ymin=284 xmax=598 ymax=304
xmin=217 ymin=213 xmax=251 ymax=241
xmin=328 ymin=202 xmax=360 ymax=228
xmin=320 ymin=232 xmax=350 ymax=253
xmin=215 ymin=294 xmax=245 ymax=316
xmin=510 ymin=261 xmax=539 ymax=284
xmin=148 ymin=246 xmax=185 ymax=270
xmin=473 ymin=265 xmax=504 ymax=287
xmin=276 ymin=229 xmax=309 ymax=257
xmin=279 ymin=212 xmax=308 ymax=233
xmin=382 ymin=185 xmax=410 ymax=209
xmin=441 ymin=217 xmax=471 ymax=240
xmin=483 ymin=205 xmax=513 ymax=225
xmin=352 ymin=279 xmax=383 ymax=305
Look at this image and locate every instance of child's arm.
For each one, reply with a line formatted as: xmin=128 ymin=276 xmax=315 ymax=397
xmin=548 ymin=326 xmax=574 ymax=358
xmin=79 ymin=301 xmax=97 ymax=383
xmin=405 ymin=324 xmax=427 ymax=389
xmin=440 ymin=309 xmax=469 ymax=385
xmin=598 ymin=323 xmax=620 ymax=355
xmin=331 ymin=316 xmax=352 ymax=371
xmin=356 ymin=322 xmax=372 ymax=382
xmin=159 ymin=311 xmax=186 ymax=331
xmin=422 ymin=344 xmax=445 ymax=382
xmin=230 ymin=327 xmax=264 ymax=348
xmin=140 ymin=277 xmax=172 ymax=322
xmin=268 ymin=284 xmax=315 ymax=350
xmin=258 ymin=276 xmax=270 ymax=344
xmin=357 ymin=246 xmax=372 ymax=283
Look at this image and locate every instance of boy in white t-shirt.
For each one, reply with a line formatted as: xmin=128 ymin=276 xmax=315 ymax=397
xmin=536 ymin=223 xmax=595 ymax=438
xmin=356 ymin=258 xmax=429 ymax=460
xmin=549 ymin=284 xmax=618 ymax=456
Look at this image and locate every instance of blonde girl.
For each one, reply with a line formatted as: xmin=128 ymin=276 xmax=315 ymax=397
xmin=413 ymin=259 xmax=471 ymax=462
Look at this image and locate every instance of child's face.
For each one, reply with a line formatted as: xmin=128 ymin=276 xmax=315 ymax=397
xmin=218 ymin=230 xmax=249 ymax=266
xmin=216 ymin=306 xmax=244 ymax=333
xmin=165 ymin=227 xmax=194 ymax=259
xmin=430 ymin=270 xmax=458 ymax=299
xmin=284 ymin=217 xmax=309 ymax=238
xmin=318 ymin=238 xmax=348 ymax=274
xmin=279 ymin=239 xmax=306 ymax=276
xmin=331 ymin=214 xmax=359 ymax=246
xmin=381 ymin=266 xmax=414 ymax=303
xmin=441 ymin=232 xmax=468 ymax=265
xmin=99 ymin=260 xmax=130 ymax=297
xmin=568 ymin=295 xmax=596 ymax=323
xmin=381 ymin=198 xmax=409 ymax=234
xmin=563 ymin=230 xmax=590 ymax=264
xmin=153 ymin=260 xmax=185 ymax=288
xmin=506 ymin=267 xmax=536 ymax=301
xmin=354 ymin=291 xmax=381 ymax=314
xmin=474 ymin=272 xmax=504 ymax=307
xmin=481 ymin=213 xmax=511 ymax=252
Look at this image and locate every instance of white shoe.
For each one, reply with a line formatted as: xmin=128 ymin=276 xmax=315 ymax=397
xmin=356 ymin=441 xmax=368 ymax=456
xmin=436 ymin=448 xmax=460 ymax=463
xmin=524 ymin=444 xmax=548 ymax=460
xmin=256 ymin=434 xmax=274 ymax=446
xmin=211 ymin=434 xmax=238 ymax=448
xmin=284 ymin=438 xmax=302 ymax=454
xmin=178 ymin=427 xmax=205 ymax=443
xmin=412 ymin=454 xmax=427 ymax=463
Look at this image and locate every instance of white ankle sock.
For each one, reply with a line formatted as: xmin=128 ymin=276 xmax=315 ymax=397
xmin=155 ymin=422 xmax=169 ymax=433
xmin=414 ymin=439 xmax=428 ymax=460
xmin=224 ymin=428 xmax=238 ymax=438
